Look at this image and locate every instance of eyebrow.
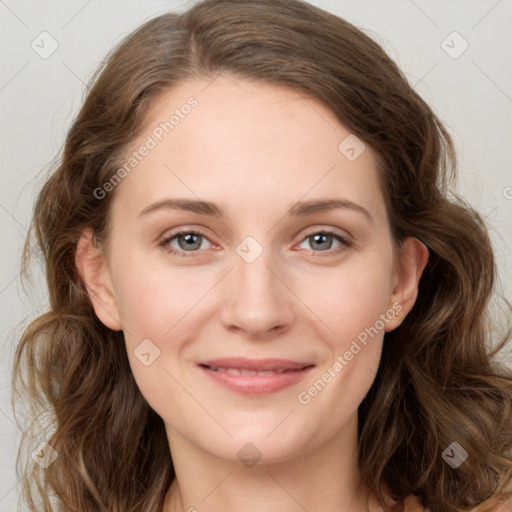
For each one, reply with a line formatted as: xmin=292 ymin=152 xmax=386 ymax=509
xmin=138 ymin=198 xmax=373 ymax=223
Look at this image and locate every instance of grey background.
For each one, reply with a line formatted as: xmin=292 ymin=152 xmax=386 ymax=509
xmin=1 ymin=0 xmax=511 ymax=509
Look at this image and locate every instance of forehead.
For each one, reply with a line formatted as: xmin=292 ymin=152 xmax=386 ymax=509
xmin=111 ymin=74 xmax=386 ymax=224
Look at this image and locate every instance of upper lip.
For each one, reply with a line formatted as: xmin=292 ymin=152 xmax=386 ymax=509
xmin=198 ymin=358 xmax=314 ymax=372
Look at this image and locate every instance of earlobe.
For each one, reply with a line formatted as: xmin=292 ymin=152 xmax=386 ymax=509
xmin=385 ymin=237 xmax=429 ymax=332
xmin=75 ymin=229 xmax=123 ymax=331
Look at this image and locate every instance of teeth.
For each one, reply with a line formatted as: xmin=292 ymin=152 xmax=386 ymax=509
xmin=207 ymin=366 xmax=296 ymax=375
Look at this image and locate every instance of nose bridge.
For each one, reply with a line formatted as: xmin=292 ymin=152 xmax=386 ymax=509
xmin=236 ymin=239 xmax=279 ymax=296
xmin=220 ymin=235 xmax=295 ymax=337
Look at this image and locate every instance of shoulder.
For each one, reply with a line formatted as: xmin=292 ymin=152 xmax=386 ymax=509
xmin=472 ymin=495 xmax=512 ymax=512
xmin=403 ymin=494 xmax=512 ymax=512
xmin=403 ymin=495 xmax=427 ymax=512
xmin=373 ymin=494 xmax=427 ymax=512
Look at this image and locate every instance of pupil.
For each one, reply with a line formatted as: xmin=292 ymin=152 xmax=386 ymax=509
xmin=176 ymin=233 xmax=333 ymax=252
xmin=313 ymin=233 xmax=331 ymax=251
xmin=180 ymin=233 xmax=200 ymax=250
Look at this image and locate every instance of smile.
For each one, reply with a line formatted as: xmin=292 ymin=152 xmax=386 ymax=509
xmin=202 ymin=365 xmax=308 ymax=375
xmin=197 ymin=358 xmax=315 ymax=395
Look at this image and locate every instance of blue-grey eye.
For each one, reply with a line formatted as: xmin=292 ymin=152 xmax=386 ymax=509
xmin=299 ymin=232 xmax=343 ymax=251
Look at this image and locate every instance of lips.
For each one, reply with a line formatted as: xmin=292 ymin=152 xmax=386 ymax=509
xmin=197 ymin=358 xmax=315 ymax=395
xmin=203 ymin=367 xmax=301 ymax=375
xmin=198 ymin=357 xmax=313 ymax=372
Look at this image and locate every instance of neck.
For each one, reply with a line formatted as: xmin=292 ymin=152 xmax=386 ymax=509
xmin=161 ymin=412 xmax=384 ymax=512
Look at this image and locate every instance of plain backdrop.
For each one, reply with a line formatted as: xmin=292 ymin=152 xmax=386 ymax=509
xmin=1 ymin=0 xmax=511 ymax=509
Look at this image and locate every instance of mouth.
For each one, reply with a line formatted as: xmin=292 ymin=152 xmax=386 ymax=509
xmin=197 ymin=358 xmax=315 ymax=395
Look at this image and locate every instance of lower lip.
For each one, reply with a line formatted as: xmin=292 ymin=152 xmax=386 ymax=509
xmin=198 ymin=365 xmax=315 ymax=395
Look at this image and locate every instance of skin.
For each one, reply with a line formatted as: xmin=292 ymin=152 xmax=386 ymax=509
xmin=76 ymin=74 xmax=429 ymax=512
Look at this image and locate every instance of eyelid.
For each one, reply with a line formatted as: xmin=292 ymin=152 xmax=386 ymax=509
xmin=291 ymin=227 xmax=353 ymax=256
xmin=297 ymin=225 xmax=352 ymax=243
xmin=158 ymin=228 xmax=216 ymax=255
xmin=159 ymin=225 xmax=353 ymax=257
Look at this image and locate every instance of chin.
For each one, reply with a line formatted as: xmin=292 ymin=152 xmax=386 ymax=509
xmin=209 ymin=437 xmax=311 ymax=468
xmin=214 ymin=421 xmax=317 ymax=466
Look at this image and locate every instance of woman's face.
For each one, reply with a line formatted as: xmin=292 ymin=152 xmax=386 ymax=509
xmin=80 ymin=74 xmax=427 ymax=465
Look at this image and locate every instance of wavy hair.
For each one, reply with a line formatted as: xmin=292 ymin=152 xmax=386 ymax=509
xmin=11 ymin=0 xmax=512 ymax=511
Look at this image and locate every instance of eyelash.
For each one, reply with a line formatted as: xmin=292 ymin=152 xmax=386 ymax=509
xmin=158 ymin=228 xmax=352 ymax=258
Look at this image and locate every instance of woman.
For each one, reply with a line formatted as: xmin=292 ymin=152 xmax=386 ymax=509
xmin=12 ymin=0 xmax=512 ymax=511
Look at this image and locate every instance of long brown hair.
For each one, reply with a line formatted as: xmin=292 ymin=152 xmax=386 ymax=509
xmin=12 ymin=1 xmax=512 ymax=511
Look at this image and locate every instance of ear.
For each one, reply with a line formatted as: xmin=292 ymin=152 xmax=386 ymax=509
xmin=75 ymin=228 xmax=123 ymax=331
xmin=385 ymin=237 xmax=429 ymax=332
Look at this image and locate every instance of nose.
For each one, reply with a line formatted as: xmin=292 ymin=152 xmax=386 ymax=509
xmin=219 ymin=245 xmax=296 ymax=339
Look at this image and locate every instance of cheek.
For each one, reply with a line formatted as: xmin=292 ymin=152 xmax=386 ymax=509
xmin=115 ymin=275 xmax=170 ymax=340
xmin=111 ymin=255 xmax=216 ymax=390
xmin=294 ymin=263 xmax=391 ymax=427
xmin=300 ymin=255 xmax=395 ymax=348
xmin=112 ymin=252 xmax=207 ymax=339
xmin=112 ymin=263 xmax=193 ymax=406
xmin=114 ymin=240 xmax=395 ymax=348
